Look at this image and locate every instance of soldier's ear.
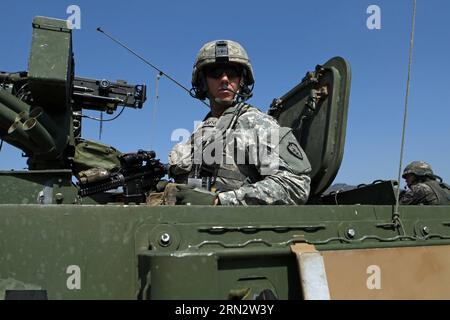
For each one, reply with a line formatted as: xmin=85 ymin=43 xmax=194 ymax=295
xmin=194 ymin=72 xmax=209 ymax=100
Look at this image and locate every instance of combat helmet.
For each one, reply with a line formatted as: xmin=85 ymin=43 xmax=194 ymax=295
xmin=402 ymin=161 xmax=434 ymax=178
xmin=191 ymin=40 xmax=255 ymax=100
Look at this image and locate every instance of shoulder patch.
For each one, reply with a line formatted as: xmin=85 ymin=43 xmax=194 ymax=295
xmin=287 ymin=142 xmax=303 ymax=160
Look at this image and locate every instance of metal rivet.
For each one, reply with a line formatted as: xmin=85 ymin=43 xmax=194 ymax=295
xmin=159 ymin=233 xmax=171 ymax=246
xmin=55 ymin=192 xmax=64 ymax=204
xmin=422 ymin=226 xmax=430 ymax=235
xmin=346 ymin=228 xmax=356 ymax=239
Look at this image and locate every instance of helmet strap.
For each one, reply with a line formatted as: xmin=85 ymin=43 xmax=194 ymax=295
xmin=190 ymin=72 xmax=208 ymax=100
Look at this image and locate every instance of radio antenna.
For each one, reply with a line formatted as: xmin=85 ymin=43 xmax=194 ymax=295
xmin=97 ymin=27 xmax=209 ymax=108
xmin=393 ymin=0 xmax=417 ymax=234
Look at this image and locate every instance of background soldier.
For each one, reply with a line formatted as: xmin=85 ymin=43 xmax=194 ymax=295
xmin=400 ymin=161 xmax=450 ymax=205
xmin=168 ymin=40 xmax=311 ymax=205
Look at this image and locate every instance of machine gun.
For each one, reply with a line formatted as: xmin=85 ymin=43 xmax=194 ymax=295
xmin=0 ymin=16 xmax=146 ymax=170
xmin=77 ymin=150 xmax=167 ymax=204
xmin=0 ymin=72 xmax=146 ymax=114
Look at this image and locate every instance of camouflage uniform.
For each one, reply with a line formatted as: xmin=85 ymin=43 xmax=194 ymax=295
xmin=399 ymin=182 xmax=439 ymax=205
xmin=169 ymin=103 xmax=312 ymax=205
xmin=399 ymin=161 xmax=450 ymax=205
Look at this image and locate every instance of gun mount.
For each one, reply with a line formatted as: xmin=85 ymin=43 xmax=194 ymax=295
xmin=0 ymin=16 xmax=146 ymax=171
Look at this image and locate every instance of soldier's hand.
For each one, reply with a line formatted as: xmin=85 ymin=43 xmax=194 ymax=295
xmin=175 ymin=185 xmax=218 ymax=205
xmin=156 ymin=180 xmax=170 ymax=192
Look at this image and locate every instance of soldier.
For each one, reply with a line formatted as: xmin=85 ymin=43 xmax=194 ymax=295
xmin=168 ymin=40 xmax=312 ymax=205
xmin=399 ymin=161 xmax=450 ymax=205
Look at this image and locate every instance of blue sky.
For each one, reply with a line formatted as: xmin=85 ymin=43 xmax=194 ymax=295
xmin=0 ymin=0 xmax=449 ymax=188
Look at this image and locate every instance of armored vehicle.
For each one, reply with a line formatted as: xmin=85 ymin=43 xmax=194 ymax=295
xmin=1 ymin=16 xmax=450 ymax=300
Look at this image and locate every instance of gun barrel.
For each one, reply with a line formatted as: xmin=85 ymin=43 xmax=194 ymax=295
xmin=0 ymin=102 xmax=19 ymax=131
xmin=0 ymin=88 xmax=31 ymax=114
xmin=29 ymin=107 xmax=59 ymax=138
xmin=7 ymin=120 xmax=40 ymax=154
xmin=23 ymin=118 xmax=57 ymax=154
xmin=0 ymin=104 xmax=40 ymax=154
xmin=16 ymin=111 xmax=30 ymax=122
xmin=0 ymin=100 xmax=66 ymax=157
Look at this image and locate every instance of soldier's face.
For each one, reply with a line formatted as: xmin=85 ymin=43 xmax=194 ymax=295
xmin=404 ymin=173 xmax=416 ymax=188
xmin=205 ymin=64 xmax=241 ymax=103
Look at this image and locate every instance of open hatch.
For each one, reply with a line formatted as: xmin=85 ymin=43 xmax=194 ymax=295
xmin=268 ymin=57 xmax=351 ymax=202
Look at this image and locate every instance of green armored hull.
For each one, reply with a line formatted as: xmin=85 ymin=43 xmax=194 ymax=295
xmin=1 ymin=204 xmax=450 ymax=299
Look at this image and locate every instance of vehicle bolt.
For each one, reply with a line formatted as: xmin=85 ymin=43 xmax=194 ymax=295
xmin=55 ymin=192 xmax=64 ymax=204
xmin=422 ymin=226 xmax=430 ymax=235
xmin=160 ymin=233 xmax=171 ymax=246
xmin=346 ymin=228 xmax=356 ymax=239
xmin=100 ymin=79 xmax=110 ymax=88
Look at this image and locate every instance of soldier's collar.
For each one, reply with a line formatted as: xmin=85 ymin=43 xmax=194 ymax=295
xmin=203 ymin=102 xmax=243 ymax=121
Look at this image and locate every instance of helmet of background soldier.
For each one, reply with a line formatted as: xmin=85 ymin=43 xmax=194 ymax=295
xmin=402 ymin=161 xmax=435 ymax=178
xmin=191 ymin=40 xmax=255 ymax=100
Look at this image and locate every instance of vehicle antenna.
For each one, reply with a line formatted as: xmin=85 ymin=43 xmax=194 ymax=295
xmin=394 ymin=0 xmax=417 ymax=234
xmin=97 ymin=27 xmax=209 ymax=108
xmin=99 ymin=111 xmax=103 ymax=140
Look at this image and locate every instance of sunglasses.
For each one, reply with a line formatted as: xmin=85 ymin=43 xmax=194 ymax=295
xmin=204 ymin=64 xmax=242 ymax=79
